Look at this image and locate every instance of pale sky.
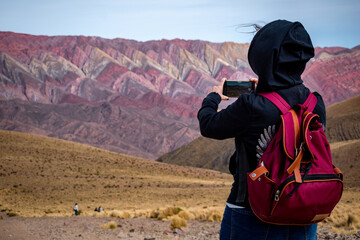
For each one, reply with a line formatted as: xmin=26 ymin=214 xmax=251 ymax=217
xmin=0 ymin=0 xmax=359 ymax=48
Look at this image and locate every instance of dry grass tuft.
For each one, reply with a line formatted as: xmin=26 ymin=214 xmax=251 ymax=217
xmin=110 ymin=210 xmax=132 ymax=219
xmin=151 ymin=206 xmax=182 ymax=220
xmin=178 ymin=210 xmax=193 ymax=220
xmin=100 ymin=221 xmax=117 ymax=229
xmin=170 ymin=215 xmax=188 ymax=230
xmin=148 ymin=206 xmax=223 ymax=223
xmin=347 ymin=214 xmax=358 ymax=227
xmin=206 ymin=209 xmax=222 ymax=222
xmin=6 ymin=212 xmax=17 ymax=217
xmin=92 ymin=211 xmax=107 ymax=217
xmin=329 ymin=213 xmax=360 ymax=233
xmin=190 ymin=208 xmax=223 ymax=222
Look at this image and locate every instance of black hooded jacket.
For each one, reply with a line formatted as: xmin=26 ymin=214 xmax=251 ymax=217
xmin=197 ymin=20 xmax=326 ymax=207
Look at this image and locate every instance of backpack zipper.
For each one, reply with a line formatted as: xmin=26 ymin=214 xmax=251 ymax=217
xmin=274 ymin=174 xmax=342 ymax=202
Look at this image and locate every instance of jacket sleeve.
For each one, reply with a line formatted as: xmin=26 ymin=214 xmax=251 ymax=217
xmin=197 ymin=92 xmax=253 ymax=140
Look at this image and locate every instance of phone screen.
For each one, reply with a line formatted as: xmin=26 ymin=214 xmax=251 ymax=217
xmin=223 ymin=81 xmax=255 ymax=97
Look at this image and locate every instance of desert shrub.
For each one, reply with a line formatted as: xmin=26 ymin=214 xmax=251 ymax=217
xmin=110 ymin=210 xmax=131 ymax=219
xmin=0 ymin=216 xmax=3 ymax=220
xmin=325 ymin=209 xmax=360 ymax=235
xmin=133 ymin=210 xmax=148 ymax=218
xmin=207 ymin=210 xmax=222 ymax=222
xmin=110 ymin=210 xmax=121 ymax=218
xmin=347 ymin=214 xmax=358 ymax=227
xmin=194 ymin=211 xmax=207 ymax=221
xmin=178 ymin=210 xmax=193 ymax=220
xmin=157 ymin=207 xmax=182 ymax=220
xmin=334 ymin=214 xmax=359 ymax=228
xmin=7 ymin=212 xmax=17 ymax=217
xmin=150 ymin=209 xmax=159 ymax=219
xmin=44 ymin=209 xmax=53 ymax=214
xmin=170 ymin=216 xmax=187 ymax=230
xmin=192 ymin=209 xmax=222 ymax=222
xmin=119 ymin=211 xmax=131 ymax=219
xmin=100 ymin=221 xmax=117 ymax=229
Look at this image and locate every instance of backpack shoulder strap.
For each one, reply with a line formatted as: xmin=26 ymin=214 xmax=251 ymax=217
xmin=258 ymin=92 xmax=291 ymax=114
xmin=259 ymin=92 xmax=318 ymax=113
xmin=259 ymin=91 xmax=317 ymax=165
xmin=302 ymin=92 xmax=318 ymax=112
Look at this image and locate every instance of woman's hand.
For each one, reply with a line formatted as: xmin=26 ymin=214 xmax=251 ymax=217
xmin=210 ymin=78 xmax=229 ymax=100
xmin=250 ymin=78 xmax=258 ymax=89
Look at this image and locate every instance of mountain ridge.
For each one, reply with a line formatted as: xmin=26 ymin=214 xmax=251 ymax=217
xmin=0 ymin=31 xmax=359 ymax=159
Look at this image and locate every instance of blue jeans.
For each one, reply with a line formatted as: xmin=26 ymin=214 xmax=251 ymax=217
xmin=220 ymin=206 xmax=317 ymax=240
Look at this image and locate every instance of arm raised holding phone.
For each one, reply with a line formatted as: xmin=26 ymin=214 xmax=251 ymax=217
xmin=210 ymin=78 xmax=258 ymax=100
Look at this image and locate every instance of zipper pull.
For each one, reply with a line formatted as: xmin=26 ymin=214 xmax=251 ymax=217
xmin=275 ymin=190 xmax=280 ymax=201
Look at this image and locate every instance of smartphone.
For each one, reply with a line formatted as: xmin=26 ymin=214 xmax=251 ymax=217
xmin=223 ymin=80 xmax=255 ymax=97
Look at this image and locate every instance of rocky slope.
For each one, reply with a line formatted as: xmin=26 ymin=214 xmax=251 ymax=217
xmin=326 ymin=94 xmax=360 ymax=143
xmin=157 ymin=137 xmax=235 ymax=173
xmin=0 ymin=31 xmax=359 ymax=159
xmin=303 ymin=47 xmax=360 ymax=104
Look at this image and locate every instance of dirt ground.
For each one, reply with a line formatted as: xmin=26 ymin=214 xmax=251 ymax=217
xmin=1 ymin=212 xmax=359 ymax=240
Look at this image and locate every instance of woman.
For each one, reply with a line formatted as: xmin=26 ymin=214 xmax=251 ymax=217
xmin=197 ymin=20 xmax=325 ymax=240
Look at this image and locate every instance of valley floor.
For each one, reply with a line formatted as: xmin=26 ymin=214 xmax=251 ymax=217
xmin=0 ymin=212 xmax=358 ymax=240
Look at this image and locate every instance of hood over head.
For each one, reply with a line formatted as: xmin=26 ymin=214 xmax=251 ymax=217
xmin=248 ymin=20 xmax=314 ymax=93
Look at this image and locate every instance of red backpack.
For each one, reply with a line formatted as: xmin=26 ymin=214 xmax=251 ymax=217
xmin=247 ymin=92 xmax=343 ymax=225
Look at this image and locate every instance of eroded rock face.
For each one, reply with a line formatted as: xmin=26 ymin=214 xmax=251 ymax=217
xmin=303 ymin=47 xmax=360 ymax=105
xmin=0 ymin=32 xmax=358 ymax=159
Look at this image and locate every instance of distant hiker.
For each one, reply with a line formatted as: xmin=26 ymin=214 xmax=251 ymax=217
xmin=73 ymin=203 xmax=78 ymax=216
xmin=198 ymin=20 xmax=327 ymax=239
xmin=94 ymin=207 xmax=98 ymax=212
xmin=98 ymin=206 xmax=102 ymax=212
